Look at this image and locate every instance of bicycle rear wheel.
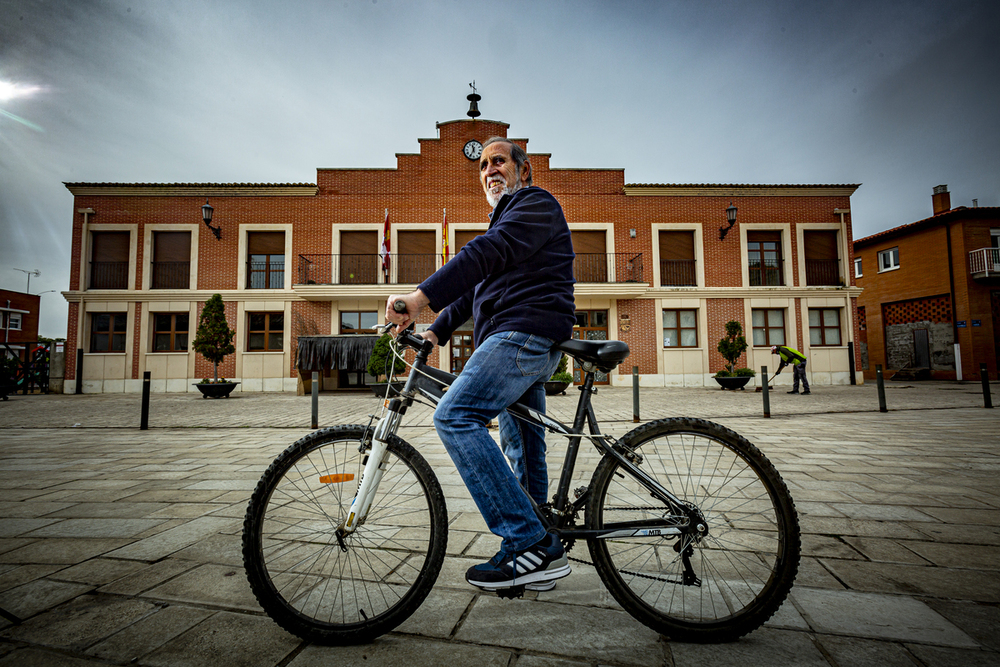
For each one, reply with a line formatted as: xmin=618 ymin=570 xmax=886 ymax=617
xmin=587 ymin=418 xmax=799 ymax=643
xmin=242 ymin=425 xmax=447 ymax=644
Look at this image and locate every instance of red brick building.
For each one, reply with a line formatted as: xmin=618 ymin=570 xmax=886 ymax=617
xmin=62 ymin=117 xmax=862 ymax=393
xmin=854 ymin=185 xmax=1000 ymax=381
xmin=1 ymin=289 xmax=41 ymax=357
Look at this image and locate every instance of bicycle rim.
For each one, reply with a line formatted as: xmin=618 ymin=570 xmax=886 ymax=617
xmin=587 ymin=418 xmax=799 ymax=642
xmin=243 ymin=426 xmax=447 ymax=643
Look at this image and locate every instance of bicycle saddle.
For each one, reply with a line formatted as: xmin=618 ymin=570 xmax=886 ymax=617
xmin=554 ymin=339 xmax=630 ymax=373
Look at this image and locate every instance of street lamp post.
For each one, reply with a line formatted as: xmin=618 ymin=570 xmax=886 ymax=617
xmin=13 ymin=268 xmax=40 ymax=293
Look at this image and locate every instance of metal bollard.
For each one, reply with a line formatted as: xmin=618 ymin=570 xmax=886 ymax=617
xmin=876 ymin=365 xmax=887 ymax=413
xmin=632 ymin=366 xmax=639 ymax=423
xmin=140 ymin=371 xmax=151 ymax=430
xmin=761 ymin=366 xmax=770 ymax=418
xmin=311 ymin=371 xmax=319 ymax=429
xmin=981 ymin=363 xmax=993 ymax=409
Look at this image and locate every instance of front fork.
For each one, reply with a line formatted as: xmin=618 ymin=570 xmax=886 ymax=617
xmin=340 ymin=408 xmax=402 ymax=536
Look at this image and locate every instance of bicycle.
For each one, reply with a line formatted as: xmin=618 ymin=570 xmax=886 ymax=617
xmin=242 ymin=322 xmax=801 ymax=645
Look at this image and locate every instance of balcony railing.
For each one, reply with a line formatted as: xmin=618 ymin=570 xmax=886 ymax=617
xmin=805 ymin=259 xmax=841 ymax=286
xmin=659 ymin=259 xmax=696 ymax=286
xmin=970 ymin=247 xmax=1000 ymax=276
xmin=150 ymin=261 xmax=190 ymax=289
xmin=297 ymin=252 xmax=644 ymax=285
xmin=574 ymin=253 xmax=643 ymax=283
xmin=297 ymin=253 xmax=441 ymax=286
xmin=89 ymin=261 xmax=128 ymax=289
xmin=748 ymin=259 xmax=784 ymax=286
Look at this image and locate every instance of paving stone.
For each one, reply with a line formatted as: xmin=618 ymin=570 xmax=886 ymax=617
xmin=815 ymin=635 xmax=924 ymax=667
xmin=911 ymin=522 xmax=1000 ymax=545
xmin=922 ymin=599 xmax=1000 ymax=652
xmin=104 ymin=516 xmax=237 ymax=561
xmin=840 ymin=536 xmax=932 ymax=564
xmin=97 ymin=558 xmax=198 ymax=596
xmin=0 ymin=564 xmax=64 ymax=593
xmin=0 ymin=538 xmax=131 ymax=565
xmin=902 ymin=541 xmax=1000 ymax=570
xmin=904 ymin=645 xmax=1000 ymax=666
xmin=0 ymin=578 xmax=91 ymax=620
xmin=393 ymin=587 xmax=476 ymax=638
xmin=455 ymin=596 xmax=665 ymax=666
xmin=820 ymin=560 xmax=1000 ymax=602
xmin=289 ymin=635 xmax=513 ymax=667
xmin=142 ymin=610 xmax=300 ymax=667
xmin=1 ymin=594 xmax=155 ymax=651
xmin=793 ymin=588 xmax=978 ymax=647
xmin=0 ymin=519 xmax=60 ymax=538
xmin=145 ymin=563 xmax=260 ymax=612
xmin=801 ymin=534 xmax=864 ymax=559
xmin=48 ymin=558 xmax=147 ymax=586
xmin=515 ymin=656 xmax=590 ymax=667
xmin=87 ymin=604 xmax=213 ymax=663
xmin=670 ymin=627 xmax=827 ymax=666
xmin=22 ymin=518 xmax=165 ymax=539
xmin=0 ymin=647 xmax=114 ymax=666
xmin=171 ymin=533 xmax=244 ymax=567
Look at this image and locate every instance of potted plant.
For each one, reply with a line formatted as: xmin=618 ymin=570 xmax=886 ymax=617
xmin=714 ymin=320 xmax=756 ymax=390
xmin=545 ymin=355 xmax=574 ymax=395
xmin=367 ymin=332 xmax=406 ymax=397
xmin=192 ymin=294 xmax=239 ymax=398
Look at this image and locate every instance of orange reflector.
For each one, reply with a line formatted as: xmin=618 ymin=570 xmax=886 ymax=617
xmin=319 ymin=473 xmax=355 ymax=484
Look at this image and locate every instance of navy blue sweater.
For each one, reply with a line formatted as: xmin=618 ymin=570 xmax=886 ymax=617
xmin=421 ymin=186 xmax=576 ymax=346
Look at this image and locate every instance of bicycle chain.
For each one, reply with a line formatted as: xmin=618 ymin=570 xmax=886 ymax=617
xmin=565 ymin=506 xmax=696 ymax=587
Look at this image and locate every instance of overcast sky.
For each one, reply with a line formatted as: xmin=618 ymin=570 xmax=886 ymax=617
xmin=1 ymin=0 xmax=998 ymax=338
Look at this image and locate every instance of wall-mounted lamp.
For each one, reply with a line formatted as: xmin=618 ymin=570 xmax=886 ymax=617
xmin=719 ymin=201 xmax=738 ymax=240
xmin=202 ymin=200 xmax=221 ymax=240
xmin=629 ymin=228 xmax=637 ymax=238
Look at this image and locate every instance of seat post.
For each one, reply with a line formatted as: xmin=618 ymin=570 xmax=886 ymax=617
xmin=552 ymin=369 xmax=595 ymax=512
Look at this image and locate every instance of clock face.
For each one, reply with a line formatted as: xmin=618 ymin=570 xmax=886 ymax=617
xmin=463 ymin=140 xmax=483 ymax=160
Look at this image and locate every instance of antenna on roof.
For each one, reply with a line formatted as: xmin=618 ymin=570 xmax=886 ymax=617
xmin=467 ymin=81 xmax=481 ymax=119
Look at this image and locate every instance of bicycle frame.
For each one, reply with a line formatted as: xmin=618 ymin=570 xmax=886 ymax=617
xmin=341 ymin=329 xmax=702 ymax=540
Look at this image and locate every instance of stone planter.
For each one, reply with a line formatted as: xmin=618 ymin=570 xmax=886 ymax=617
xmin=544 ymin=380 xmax=571 ymax=395
xmin=194 ymin=381 xmax=239 ymax=398
xmin=713 ymin=376 xmax=752 ymax=391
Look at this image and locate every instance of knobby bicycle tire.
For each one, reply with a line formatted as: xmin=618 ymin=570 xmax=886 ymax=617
xmin=242 ymin=425 xmax=448 ymax=644
xmin=586 ymin=418 xmax=800 ymax=643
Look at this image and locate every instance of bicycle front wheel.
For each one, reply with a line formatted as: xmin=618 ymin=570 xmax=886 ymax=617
xmin=587 ymin=418 xmax=799 ymax=643
xmin=242 ymin=425 xmax=448 ymax=644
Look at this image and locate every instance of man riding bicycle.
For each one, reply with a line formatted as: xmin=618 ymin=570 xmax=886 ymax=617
xmin=386 ymin=136 xmax=576 ymax=591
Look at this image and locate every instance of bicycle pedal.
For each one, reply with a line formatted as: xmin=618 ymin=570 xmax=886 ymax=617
xmin=493 ymin=585 xmax=526 ymax=600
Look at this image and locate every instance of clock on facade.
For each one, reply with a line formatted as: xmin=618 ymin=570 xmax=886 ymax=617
xmin=463 ymin=140 xmax=483 ymax=160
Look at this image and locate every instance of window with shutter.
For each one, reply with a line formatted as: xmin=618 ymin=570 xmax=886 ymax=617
xmin=658 ymin=231 xmax=696 ymax=286
xmin=247 ymin=232 xmax=285 ymax=288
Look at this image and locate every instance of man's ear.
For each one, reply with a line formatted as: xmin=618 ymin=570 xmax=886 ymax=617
xmin=520 ymin=159 xmax=532 ymax=186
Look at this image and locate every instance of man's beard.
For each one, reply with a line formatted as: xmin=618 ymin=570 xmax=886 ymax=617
xmin=485 ymin=171 xmax=523 ymax=207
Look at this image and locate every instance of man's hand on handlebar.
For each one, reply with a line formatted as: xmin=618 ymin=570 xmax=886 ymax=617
xmin=385 ymin=290 xmax=430 ymax=334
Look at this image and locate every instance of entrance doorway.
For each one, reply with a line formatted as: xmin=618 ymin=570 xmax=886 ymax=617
xmin=572 ymin=310 xmax=609 ymax=384
xmin=913 ymin=329 xmax=930 ymax=368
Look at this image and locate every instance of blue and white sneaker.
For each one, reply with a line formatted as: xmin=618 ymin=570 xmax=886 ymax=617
xmin=466 ymin=533 xmax=570 ymax=591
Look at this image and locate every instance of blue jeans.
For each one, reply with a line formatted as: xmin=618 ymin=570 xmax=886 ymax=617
xmin=434 ymin=331 xmax=561 ymax=554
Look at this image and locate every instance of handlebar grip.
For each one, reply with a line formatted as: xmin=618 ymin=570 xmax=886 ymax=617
xmin=393 ymin=300 xmax=408 ymax=313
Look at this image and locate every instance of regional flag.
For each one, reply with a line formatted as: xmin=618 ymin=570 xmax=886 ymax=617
xmin=380 ymin=208 xmax=390 ymax=278
xmin=442 ymin=208 xmax=449 ymax=262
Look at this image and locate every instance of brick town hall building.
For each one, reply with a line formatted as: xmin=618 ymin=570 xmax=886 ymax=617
xmin=61 ymin=114 xmax=863 ymax=394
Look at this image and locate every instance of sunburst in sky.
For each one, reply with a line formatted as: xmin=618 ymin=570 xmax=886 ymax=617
xmin=0 ymin=80 xmax=45 ymax=131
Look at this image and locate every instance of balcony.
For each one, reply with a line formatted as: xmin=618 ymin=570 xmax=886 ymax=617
xmin=805 ymin=259 xmax=842 ymax=286
xmin=574 ymin=253 xmax=644 ymax=283
xmin=969 ymin=247 xmax=1000 ymax=282
xmin=150 ymin=261 xmax=190 ymax=289
xmin=89 ymin=262 xmax=128 ymax=290
xmin=748 ymin=259 xmax=784 ymax=287
xmin=659 ymin=259 xmax=696 ymax=287
xmin=297 ymin=252 xmax=645 ymax=286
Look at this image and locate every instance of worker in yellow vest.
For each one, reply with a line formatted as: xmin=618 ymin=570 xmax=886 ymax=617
xmin=771 ymin=345 xmax=810 ymax=395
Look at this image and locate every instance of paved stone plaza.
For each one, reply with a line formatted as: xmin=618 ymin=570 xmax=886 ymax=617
xmin=0 ymin=382 xmax=997 ymax=666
